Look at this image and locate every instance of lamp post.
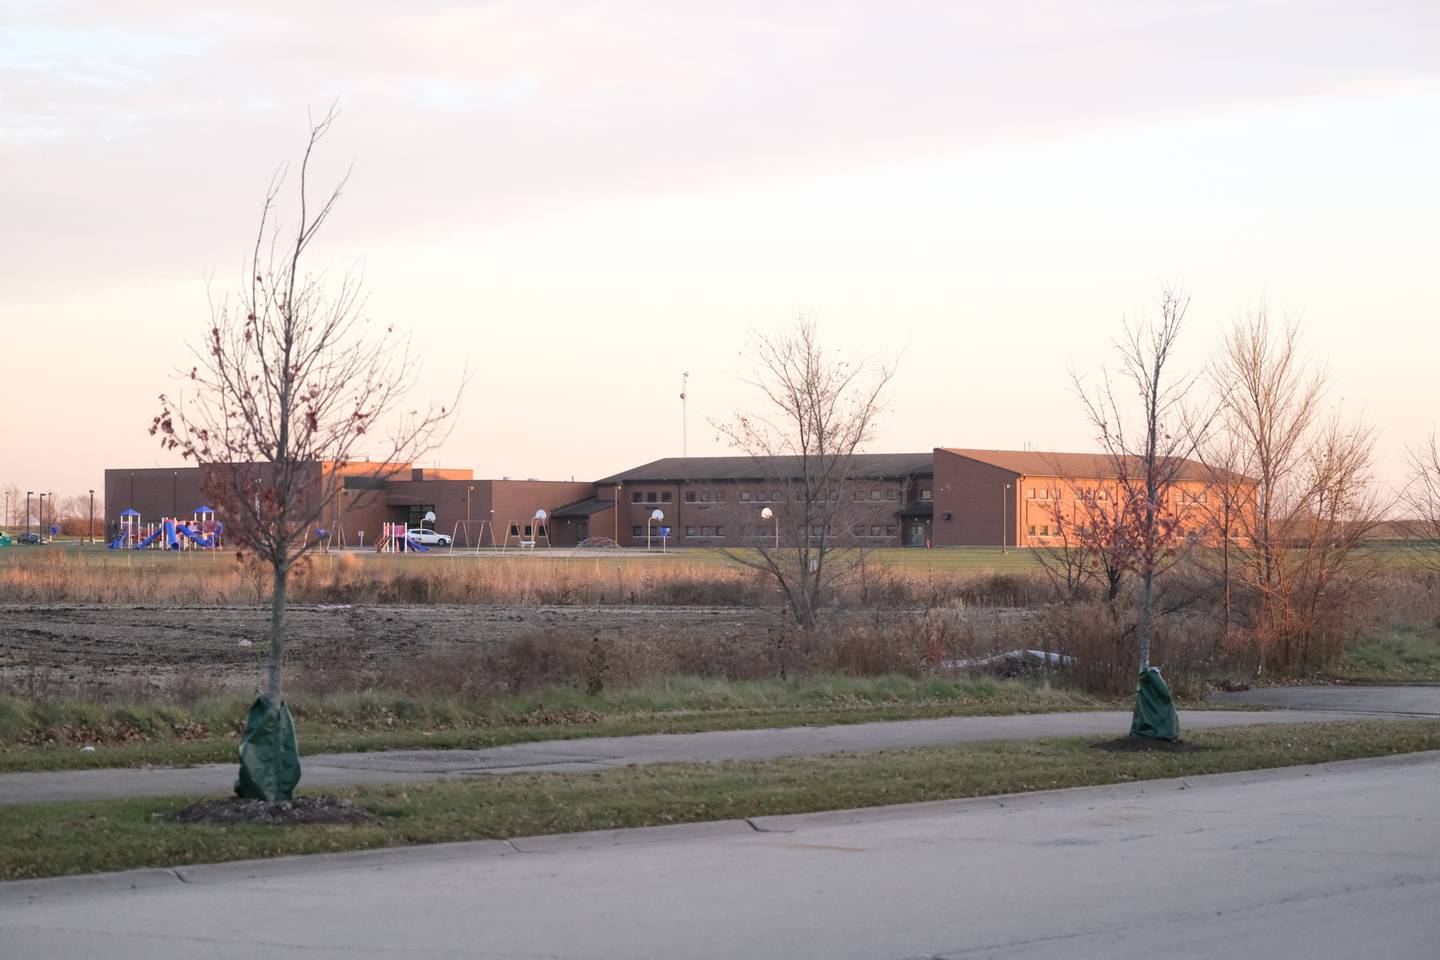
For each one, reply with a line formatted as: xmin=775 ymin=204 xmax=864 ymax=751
xmin=37 ymin=493 xmax=46 ymax=541
xmin=88 ymin=489 xmax=95 ymax=545
xmin=1002 ymin=483 xmax=1010 ymax=554
xmin=25 ymin=491 xmax=32 ymax=536
xmin=761 ymin=506 xmax=778 ymax=549
xmin=3 ymin=490 xmax=9 ymax=530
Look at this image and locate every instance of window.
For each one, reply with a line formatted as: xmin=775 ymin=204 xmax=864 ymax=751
xmin=646 ymin=492 xmax=658 ymax=503
xmin=509 ymin=524 xmax=520 ymax=536
xmin=887 ymin=489 xmax=900 ymax=501
xmin=701 ymin=491 xmax=712 ymax=502
xmin=920 ymin=488 xmax=932 ymax=501
xmin=685 ymin=492 xmax=697 ymax=503
xmin=632 ymin=525 xmax=644 ymax=538
xmin=1027 ymin=488 xmax=1036 ymax=499
xmin=771 ymin=490 xmax=782 ymax=502
xmin=810 ymin=524 xmax=824 ymax=536
xmin=523 ymin=524 xmax=534 ymax=537
xmin=1039 ymin=525 xmax=1049 ymax=536
xmin=870 ymin=525 xmax=883 ymax=536
xmin=685 ymin=525 xmax=698 ymax=537
xmin=701 ymin=525 xmax=714 ymax=537
xmin=852 ymin=524 xmax=866 ymax=536
xmin=714 ymin=490 xmax=726 ymax=502
xmin=632 ymin=492 xmax=643 ymax=503
xmin=1027 ymin=525 xmax=1037 ymax=536
xmin=661 ymin=492 xmax=672 ymax=503
xmin=870 ymin=490 xmax=882 ymax=501
xmin=885 ymin=525 xmax=897 ymax=536
xmin=739 ymin=491 xmax=750 ymax=502
xmin=853 ymin=489 xmax=865 ymax=501
xmin=715 ymin=525 xmax=725 ymax=537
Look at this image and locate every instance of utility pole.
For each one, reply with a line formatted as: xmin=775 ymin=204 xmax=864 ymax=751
xmin=1002 ymin=483 xmax=1010 ymax=553
xmin=89 ymin=489 xmax=95 ymax=545
xmin=25 ymin=491 xmax=32 ymax=536
xmin=680 ymin=371 xmax=689 ymax=458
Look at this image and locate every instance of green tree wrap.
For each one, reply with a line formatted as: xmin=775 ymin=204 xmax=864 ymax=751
xmin=234 ymin=696 xmax=302 ymax=801
xmin=1130 ymin=668 xmax=1179 ymax=741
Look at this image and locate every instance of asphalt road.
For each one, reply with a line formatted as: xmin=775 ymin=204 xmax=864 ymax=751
xmin=4 ymin=751 xmax=1439 ymax=959
xmin=0 ymin=707 xmax=1389 ymax=805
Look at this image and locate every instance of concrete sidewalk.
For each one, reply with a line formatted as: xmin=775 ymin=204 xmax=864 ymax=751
xmin=0 ymin=707 xmax=1397 ymax=806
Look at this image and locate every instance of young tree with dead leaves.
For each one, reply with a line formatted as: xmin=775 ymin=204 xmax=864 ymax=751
xmin=153 ymin=109 xmax=459 ymax=798
xmin=714 ymin=317 xmax=894 ymax=629
xmin=1402 ymin=430 xmax=1440 ymax=574
xmin=1209 ymin=309 xmax=1383 ymax=672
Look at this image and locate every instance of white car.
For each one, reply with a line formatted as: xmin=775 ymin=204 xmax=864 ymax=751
xmin=406 ymin=528 xmax=452 ymax=547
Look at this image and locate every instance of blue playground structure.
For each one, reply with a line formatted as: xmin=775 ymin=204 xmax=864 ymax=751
xmin=108 ymin=507 xmax=224 ymax=550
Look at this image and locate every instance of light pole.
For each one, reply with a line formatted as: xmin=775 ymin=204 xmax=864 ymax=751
xmin=88 ymin=489 xmax=95 ymax=545
xmin=37 ymin=493 xmax=46 ymax=541
xmin=25 ymin=491 xmax=32 ymax=536
xmin=1002 ymin=483 xmax=1010 ymax=553
xmin=3 ymin=490 xmax=9 ymax=529
xmin=761 ymin=506 xmax=778 ymax=549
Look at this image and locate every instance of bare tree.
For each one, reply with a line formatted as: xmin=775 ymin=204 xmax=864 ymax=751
xmin=1075 ymin=288 xmax=1203 ymax=674
xmin=714 ymin=317 xmax=894 ymax=628
xmin=153 ymin=108 xmax=459 ymax=796
xmin=1402 ymin=430 xmax=1440 ymax=574
xmin=1211 ymin=309 xmax=1383 ymax=672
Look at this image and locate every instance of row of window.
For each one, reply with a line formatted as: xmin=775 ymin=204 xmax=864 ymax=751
xmin=629 ymin=524 xmax=903 ymax=541
xmin=628 ymin=486 xmax=928 ymax=505
xmin=1029 ymin=487 xmax=1209 ymax=504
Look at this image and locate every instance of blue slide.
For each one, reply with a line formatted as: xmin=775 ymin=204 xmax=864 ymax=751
xmin=405 ymin=537 xmax=430 ymax=552
xmin=133 ymin=528 xmax=165 ymax=549
xmin=107 ymin=533 xmax=128 ymax=550
xmin=176 ymin=522 xmax=223 ymax=548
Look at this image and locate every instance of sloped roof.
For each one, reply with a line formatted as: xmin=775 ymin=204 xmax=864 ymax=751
xmin=940 ymin=448 xmax=1223 ymax=483
xmin=551 ymin=497 xmax=615 ymax=519
xmin=596 ymin=453 xmax=933 ymax=485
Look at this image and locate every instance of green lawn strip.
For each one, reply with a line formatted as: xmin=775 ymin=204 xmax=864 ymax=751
xmin=3 ymin=719 xmax=1434 ymax=882
xmin=0 ymin=677 xmax=1116 ymax=773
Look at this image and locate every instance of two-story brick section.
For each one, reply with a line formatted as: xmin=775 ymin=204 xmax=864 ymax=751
xmin=932 ymin=448 xmax=1237 ymax=548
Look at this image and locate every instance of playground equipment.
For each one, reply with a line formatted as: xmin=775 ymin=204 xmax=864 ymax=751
xmin=501 ymin=509 xmax=551 ymax=553
xmin=447 ymin=519 xmax=495 ymax=553
xmin=375 ymin=521 xmax=429 ymax=553
xmin=107 ymin=508 xmax=223 ymax=550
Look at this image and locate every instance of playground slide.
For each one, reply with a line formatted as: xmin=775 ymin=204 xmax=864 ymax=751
xmin=176 ymin=523 xmax=223 ymax=548
xmin=134 ymin=528 xmax=165 ymax=549
xmin=107 ymin=533 xmax=128 ymax=550
xmin=405 ymin=537 xmax=430 ymax=552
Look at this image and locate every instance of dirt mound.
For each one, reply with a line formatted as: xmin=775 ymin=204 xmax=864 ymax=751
xmin=1091 ymin=735 xmax=1200 ymax=753
xmin=173 ymin=795 xmax=380 ymax=825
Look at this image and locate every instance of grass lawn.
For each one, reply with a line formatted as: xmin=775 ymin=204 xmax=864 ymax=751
xmin=0 ymin=675 xmax=1113 ymax=773
xmin=1336 ymin=624 xmax=1440 ymax=683
xmin=2 ymin=718 xmax=1436 ymax=882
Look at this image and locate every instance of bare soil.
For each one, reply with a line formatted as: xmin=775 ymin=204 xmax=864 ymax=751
xmin=0 ymin=603 xmax=1035 ymax=696
xmin=173 ymin=795 xmax=379 ymax=825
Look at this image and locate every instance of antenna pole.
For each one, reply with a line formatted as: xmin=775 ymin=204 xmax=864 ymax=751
xmin=680 ymin=371 xmax=690 ymax=457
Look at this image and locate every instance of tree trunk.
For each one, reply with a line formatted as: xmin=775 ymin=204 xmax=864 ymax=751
xmin=1139 ymin=566 xmax=1153 ymax=672
xmin=268 ymin=563 xmax=288 ymax=703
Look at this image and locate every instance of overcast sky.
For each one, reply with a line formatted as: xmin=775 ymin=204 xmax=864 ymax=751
xmin=3 ymin=1 xmax=1438 ymax=501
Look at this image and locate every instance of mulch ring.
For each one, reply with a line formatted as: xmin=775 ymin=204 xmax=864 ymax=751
xmin=172 ymin=795 xmax=381 ymax=826
xmin=1092 ymin=735 xmax=1200 ymax=753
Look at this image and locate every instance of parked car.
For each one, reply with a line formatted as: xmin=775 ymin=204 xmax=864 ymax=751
xmin=17 ymin=532 xmax=47 ymax=545
xmin=406 ymin=528 xmax=452 ymax=547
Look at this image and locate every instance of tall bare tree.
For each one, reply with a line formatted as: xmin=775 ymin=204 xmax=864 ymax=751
xmin=1075 ymin=288 xmax=1203 ymax=674
xmin=1210 ymin=309 xmax=1383 ymax=671
xmin=153 ymin=108 xmax=459 ymax=796
xmin=714 ymin=317 xmax=894 ymax=628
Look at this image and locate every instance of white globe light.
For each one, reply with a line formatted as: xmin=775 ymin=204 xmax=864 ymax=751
xmin=760 ymin=507 xmax=773 ymax=519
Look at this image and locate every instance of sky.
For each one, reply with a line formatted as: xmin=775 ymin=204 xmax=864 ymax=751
xmin=3 ymin=1 xmax=1438 ymax=502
